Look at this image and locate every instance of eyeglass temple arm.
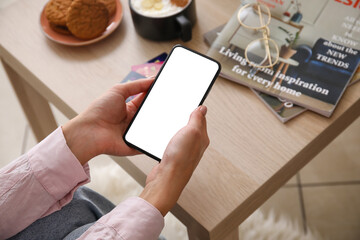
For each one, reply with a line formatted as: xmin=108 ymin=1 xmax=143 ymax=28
xmin=257 ymin=4 xmax=273 ymax=67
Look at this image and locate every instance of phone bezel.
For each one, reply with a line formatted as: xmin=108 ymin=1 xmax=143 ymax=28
xmin=123 ymin=44 xmax=221 ymax=161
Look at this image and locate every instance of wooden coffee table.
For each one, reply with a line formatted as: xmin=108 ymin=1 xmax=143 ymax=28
xmin=1 ymin=0 xmax=359 ymax=239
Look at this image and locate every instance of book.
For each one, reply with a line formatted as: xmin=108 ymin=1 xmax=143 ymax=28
xmin=121 ymin=53 xmax=167 ymax=102
xmin=251 ymin=74 xmax=359 ymax=123
xmin=204 ymin=24 xmax=359 ymax=123
xmin=207 ymin=0 xmax=360 ymax=117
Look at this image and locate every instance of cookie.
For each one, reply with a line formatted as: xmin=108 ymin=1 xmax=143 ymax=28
xmin=99 ymin=0 xmax=117 ymax=17
xmin=171 ymin=0 xmax=188 ymax=7
xmin=66 ymin=0 xmax=109 ymax=40
xmin=49 ymin=22 xmax=72 ymax=35
xmin=45 ymin=0 xmax=73 ymax=26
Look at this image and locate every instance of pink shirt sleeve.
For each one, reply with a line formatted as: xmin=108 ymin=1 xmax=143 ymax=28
xmin=0 ymin=127 xmax=90 ymax=239
xmin=0 ymin=127 xmax=165 ymax=240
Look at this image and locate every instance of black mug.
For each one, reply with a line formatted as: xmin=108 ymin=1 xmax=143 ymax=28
xmin=129 ymin=0 xmax=197 ymax=42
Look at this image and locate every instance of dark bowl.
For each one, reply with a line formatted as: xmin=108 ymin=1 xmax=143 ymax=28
xmin=129 ymin=0 xmax=197 ymax=41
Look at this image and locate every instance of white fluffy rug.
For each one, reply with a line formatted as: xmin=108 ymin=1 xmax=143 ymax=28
xmin=86 ymin=155 xmax=321 ymax=240
xmin=238 ymin=210 xmax=321 ymax=240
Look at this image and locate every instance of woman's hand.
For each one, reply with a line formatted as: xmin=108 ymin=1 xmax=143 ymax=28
xmin=62 ymin=78 xmax=154 ymax=165
xmin=140 ymin=106 xmax=209 ymax=216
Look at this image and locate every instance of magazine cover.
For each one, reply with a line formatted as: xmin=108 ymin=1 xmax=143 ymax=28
xmin=204 ymin=23 xmax=305 ymax=122
xmin=207 ymin=0 xmax=360 ymax=117
xmin=204 ymin=23 xmax=359 ymax=122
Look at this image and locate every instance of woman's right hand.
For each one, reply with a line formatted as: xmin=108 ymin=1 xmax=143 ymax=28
xmin=139 ymin=106 xmax=210 ymax=216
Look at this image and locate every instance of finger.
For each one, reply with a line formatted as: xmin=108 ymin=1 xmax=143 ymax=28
xmin=126 ymin=92 xmax=147 ymax=119
xmin=118 ymin=77 xmax=154 ymax=99
xmin=128 ymin=92 xmax=147 ymax=110
xmin=187 ymin=106 xmax=207 ymax=130
xmin=189 ymin=106 xmax=210 ymax=148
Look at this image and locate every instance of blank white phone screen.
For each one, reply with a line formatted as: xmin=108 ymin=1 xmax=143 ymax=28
xmin=124 ymin=46 xmax=220 ymax=160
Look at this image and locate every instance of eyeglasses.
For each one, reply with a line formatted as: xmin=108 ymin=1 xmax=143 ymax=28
xmin=237 ymin=3 xmax=279 ymax=68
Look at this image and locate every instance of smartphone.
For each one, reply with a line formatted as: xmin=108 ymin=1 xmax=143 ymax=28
xmin=123 ymin=45 xmax=221 ymax=161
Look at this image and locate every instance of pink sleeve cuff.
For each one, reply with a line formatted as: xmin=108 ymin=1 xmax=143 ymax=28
xmin=28 ymin=127 xmax=90 ymax=209
xmin=80 ymin=197 xmax=164 ymax=240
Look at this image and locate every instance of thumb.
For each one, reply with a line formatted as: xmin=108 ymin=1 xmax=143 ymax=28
xmin=188 ymin=106 xmax=207 ymax=129
xmin=197 ymin=105 xmax=207 ymax=116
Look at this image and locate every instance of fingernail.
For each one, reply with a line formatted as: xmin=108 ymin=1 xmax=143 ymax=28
xmin=146 ymin=75 xmax=156 ymax=79
xmin=199 ymin=106 xmax=207 ymax=116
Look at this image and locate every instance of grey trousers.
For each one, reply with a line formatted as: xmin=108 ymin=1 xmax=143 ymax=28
xmin=8 ymin=187 xmax=166 ymax=240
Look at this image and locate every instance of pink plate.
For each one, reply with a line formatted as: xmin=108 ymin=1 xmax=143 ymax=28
xmin=40 ymin=0 xmax=123 ymax=46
